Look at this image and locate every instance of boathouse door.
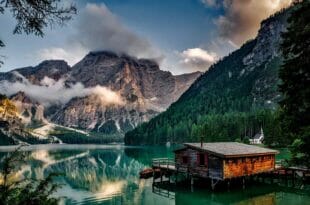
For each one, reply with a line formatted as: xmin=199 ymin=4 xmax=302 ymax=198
xmin=197 ymin=153 xmax=208 ymax=167
xmin=199 ymin=154 xmax=204 ymax=166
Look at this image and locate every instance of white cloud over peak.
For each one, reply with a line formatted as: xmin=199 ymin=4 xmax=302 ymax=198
xmin=37 ymin=46 xmax=87 ymax=66
xmin=0 ymin=73 xmax=124 ymax=106
xmin=37 ymin=3 xmax=163 ymax=65
xmin=180 ymin=48 xmax=218 ymax=71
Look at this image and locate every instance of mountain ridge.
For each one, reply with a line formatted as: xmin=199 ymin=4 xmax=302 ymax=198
xmin=124 ymin=7 xmax=292 ymax=145
xmin=0 ymin=51 xmax=201 ymax=143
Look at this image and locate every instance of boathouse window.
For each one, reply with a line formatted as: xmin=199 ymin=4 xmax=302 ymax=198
xmin=182 ymin=156 xmax=188 ymax=164
xmin=199 ymin=154 xmax=205 ymax=166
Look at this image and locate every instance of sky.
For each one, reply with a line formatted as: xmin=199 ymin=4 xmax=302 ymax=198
xmin=0 ymin=0 xmax=292 ymax=74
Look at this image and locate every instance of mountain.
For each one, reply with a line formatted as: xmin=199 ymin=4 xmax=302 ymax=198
xmin=124 ymin=8 xmax=292 ymax=145
xmin=0 ymin=60 xmax=72 ymax=84
xmin=52 ymin=51 xmax=201 ymax=132
xmin=10 ymin=91 xmax=46 ymax=124
xmin=0 ymin=94 xmax=55 ymax=145
xmin=0 ymin=51 xmax=201 ymax=143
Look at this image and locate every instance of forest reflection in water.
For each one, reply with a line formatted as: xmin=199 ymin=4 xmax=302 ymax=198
xmin=0 ymin=144 xmax=309 ymax=205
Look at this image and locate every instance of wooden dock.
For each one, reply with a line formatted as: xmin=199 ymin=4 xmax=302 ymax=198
xmin=152 ymin=158 xmax=176 ymax=171
xmin=143 ymin=142 xmax=310 ymax=191
xmin=144 ymin=157 xmax=310 ymax=190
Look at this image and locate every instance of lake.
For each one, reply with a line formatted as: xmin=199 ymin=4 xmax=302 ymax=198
xmin=0 ymin=144 xmax=309 ymax=205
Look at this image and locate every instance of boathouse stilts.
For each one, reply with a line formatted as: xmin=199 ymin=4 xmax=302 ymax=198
xmin=190 ymin=176 xmax=194 ymax=192
xmin=211 ymin=179 xmax=219 ymax=191
xmin=145 ymin=143 xmax=309 ymax=191
xmin=242 ymin=177 xmax=245 ymax=189
xmin=227 ymin=179 xmax=231 ymax=191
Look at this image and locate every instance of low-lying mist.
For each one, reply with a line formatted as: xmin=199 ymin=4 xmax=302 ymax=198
xmin=0 ymin=72 xmax=124 ymax=107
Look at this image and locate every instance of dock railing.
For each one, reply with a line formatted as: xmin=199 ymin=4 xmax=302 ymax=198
xmin=276 ymin=159 xmax=288 ymax=168
xmin=152 ymin=158 xmax=175 ymax=170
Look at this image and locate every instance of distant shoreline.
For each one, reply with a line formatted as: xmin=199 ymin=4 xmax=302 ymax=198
xmin=0 ymin=143 xmax=145 ymax=152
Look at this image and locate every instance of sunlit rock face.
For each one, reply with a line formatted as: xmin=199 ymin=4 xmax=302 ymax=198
xmin=53 ymin=51 xmax=201 ymax=133
xmin=242 ymin=10 xmax=291 ymax=109
xmin=10 ymin=91 xmax=45 ymax=124
xmin=0 ymin=51 xmax=201 ymax=136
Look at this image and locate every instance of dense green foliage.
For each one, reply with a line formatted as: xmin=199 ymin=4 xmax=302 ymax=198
xmin=0 ymin=146 xmax=61 ymax=205
xmin=49 ymin=127 xmax=123 ymax=144
xmin=0 ymin=0 xmax=76 ymax=37
xmin=0 ymin=0 xmax=76 ymax=68
xmin=124 ymin=7 xmax=302 ymax=146
xmin=125 ymin=39 xmax=284 ymax=145
xmin=279 ymin=0 xmax=310 ymax=167
xmin=0 ymin=132 xmax=15 ymax=145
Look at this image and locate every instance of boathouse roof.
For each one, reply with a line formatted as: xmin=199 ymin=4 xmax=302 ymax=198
xmin=176 ymin=142 xmax=278 ymax=158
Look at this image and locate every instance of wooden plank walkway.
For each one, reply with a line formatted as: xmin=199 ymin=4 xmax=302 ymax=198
xmin=151 ymin=158 xmax=310 ymax=178
xmin=147 ymin=158 xmax=310 ymax=191
xmin=152 ymin=158 xmax=176 ymax=171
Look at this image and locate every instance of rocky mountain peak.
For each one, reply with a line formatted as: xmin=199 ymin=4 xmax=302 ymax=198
xmin=10 ymin=59 xmax=71 ymax=84
xmin=1 ymin=50 xmax=201 ymax=137
xmin=87 ymin=50 xmax=120 ymax=58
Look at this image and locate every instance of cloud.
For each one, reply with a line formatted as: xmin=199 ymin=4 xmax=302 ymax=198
xmin=37 ymin=3 xmax=163 ymax=65
xmin=201 ymin=0 xmax=219 ymax=7
xmin=209 ymin=0 xmax=292 ymax=46
xmin=76 ymin=3 xmax=162 ymax=59
xmin=179 ymin=48 xmax=218 ymax=71
xmin=37 ymin=45 xmax=87 ymax=66
xmin=0 ymin=72 xmax=124 ymax=106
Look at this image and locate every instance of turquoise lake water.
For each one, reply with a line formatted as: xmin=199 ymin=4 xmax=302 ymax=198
xmin=0 ymin=144 xmax=309 ymax=205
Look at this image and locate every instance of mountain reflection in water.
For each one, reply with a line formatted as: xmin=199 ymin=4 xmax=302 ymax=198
xmin=0 ymin=145 xmax=309 ymax=205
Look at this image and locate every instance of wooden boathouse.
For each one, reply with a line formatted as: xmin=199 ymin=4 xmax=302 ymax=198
xmin=151 ymin=142 xmax=279 ymax=189
xmin=175 ymin=142 xmax=278 ymax=180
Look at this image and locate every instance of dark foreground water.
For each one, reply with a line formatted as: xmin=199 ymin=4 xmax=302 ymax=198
xmin=0 ymin=144 xmax=309 ymax=205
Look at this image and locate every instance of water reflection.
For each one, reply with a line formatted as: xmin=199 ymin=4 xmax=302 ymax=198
xmin=154 ymin=182 xmax=310 ymax=205
xmin=0 ymin=145 xmax=309 ymax=205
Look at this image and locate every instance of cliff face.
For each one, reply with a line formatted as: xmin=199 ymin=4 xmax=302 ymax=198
xmin=243 ymin=11 xmax=290 ymax=108
xmin=0 ymin=51 xmax=201 ymax=136
xmin=0 ymin=94 xmax=51 ymax=145
xmin=0 ymin=60 xmax=71 ymax=84
xmin=51 ymin=52 xmax=201 ymax=133
xmin=10 ymin=92 xmax=46 ymax=124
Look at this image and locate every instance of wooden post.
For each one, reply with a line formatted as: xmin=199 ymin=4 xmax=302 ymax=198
xmin=292 ymin=170 xmax=295 ymax=187
xmin=211 ymin=179 xmax=216 ymax=191
xmin=242 ymin=177 xmax=245 ymax=189
xmin=285 ymin=169 xmax=288 ymax=186
xmin=227 ymin=179 xmax=230 ymax=191
xmin=271 ymin=174 xmax=274 ymax=184
xmin=301 ymin=171 xmax=305 ymax=189
xmin=191 ymin=176 xmax=194 ymax=192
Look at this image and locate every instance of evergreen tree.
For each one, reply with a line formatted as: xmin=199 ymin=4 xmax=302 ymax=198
xmin=0 ymin=146 xmax=61 ymax=204
xmin=0 ymin=0 xmax=76 ymax=68
xmin=279 ymin=0 xmax=310 ymax=166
